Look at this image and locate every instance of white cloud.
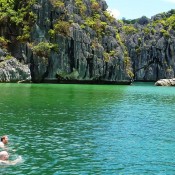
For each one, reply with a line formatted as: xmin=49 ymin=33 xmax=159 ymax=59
xmin=108 ymin=8 xmax=121 ymax=19
xmin=164 ymin=0 xmax=175 ymax=3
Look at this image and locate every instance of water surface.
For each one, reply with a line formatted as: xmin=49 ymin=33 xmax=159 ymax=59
xmin=0 ymin=83 xmax=175 ymax=174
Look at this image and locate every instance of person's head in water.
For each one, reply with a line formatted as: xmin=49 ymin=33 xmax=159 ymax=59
xmin=1 ymin=136 xmax=8 ymax=145
xmin=0 ymin=151 xmax=9 ymax=161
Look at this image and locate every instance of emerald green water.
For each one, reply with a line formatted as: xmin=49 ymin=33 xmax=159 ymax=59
xmin=0 ymin=83 xmax=175 ymax=174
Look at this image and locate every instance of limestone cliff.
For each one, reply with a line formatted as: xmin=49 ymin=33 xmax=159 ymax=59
xmin=121 ymin=10 xmax=175 ymax=81
xmin=0 ymin=0 xmax=132 ymax=83
xmin=0 ymin=58 xmax=31 ymax=82
xmin=0 ymin=0 xmax=174 ymax=83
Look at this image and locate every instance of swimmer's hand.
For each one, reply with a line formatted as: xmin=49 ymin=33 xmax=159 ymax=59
xmin=16 ymin=156 xmax=22 ymax=161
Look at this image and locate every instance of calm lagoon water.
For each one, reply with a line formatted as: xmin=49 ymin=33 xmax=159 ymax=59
xmin=0 ymin=83 xmax=175 ymax=174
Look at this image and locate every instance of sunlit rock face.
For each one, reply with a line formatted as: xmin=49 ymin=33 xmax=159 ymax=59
xmin=0 ymin=0 xmax=131 ymax=83
xmin=125 ymin=33 xmax=175 ymax=81
xmin=155 ymin=79 xmax=175 ymax=86
xmin=0 ymin=58 xmax=31 ymax=83
xmin=122 ymin=11 xmax=175 ymax=81
xmin=0 ymin=1 xmax=174 ymax=83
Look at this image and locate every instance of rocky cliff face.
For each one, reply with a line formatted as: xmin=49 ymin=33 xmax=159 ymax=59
xmin=121 ymin=11 xmax=175 ymax=81
xmin=0 ymin=0 xmax=132 ymax=83
xmin=0 ymin=57 xmax=31 ymax=82
xmin=0 ymin=1 xmax=174 ymax=83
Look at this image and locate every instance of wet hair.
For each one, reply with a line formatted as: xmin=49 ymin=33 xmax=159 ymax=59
xmin=1 ymin=136 xmax=6 ymax=142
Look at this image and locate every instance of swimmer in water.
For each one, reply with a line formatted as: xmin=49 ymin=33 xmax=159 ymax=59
xmin=0 ymin=135 xmax=8 ymax=149
xmin=0 ymin=151 xmax=9 ymax=160
xmin=0 ymin=151 xmax=22 ymax=165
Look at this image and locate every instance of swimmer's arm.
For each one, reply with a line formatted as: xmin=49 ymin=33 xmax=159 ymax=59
xmin=0 ymin=160 xmax=18 ymax=165
xmin=6 ymin=160 xmax=18 ymax=165
xmin=0 ymin=143 xmax=4 ymax=149
xmin=0 ymin=160 xmax=10 ymax=164
xmin=0 ymin=156 xmax=22 ymax=165
xmin=9 ymin=158 xmax=21 ymax=165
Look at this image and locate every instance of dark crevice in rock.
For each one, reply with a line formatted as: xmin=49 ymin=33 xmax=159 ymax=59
xmin=69 ymin=38 xmax=75 ymax=72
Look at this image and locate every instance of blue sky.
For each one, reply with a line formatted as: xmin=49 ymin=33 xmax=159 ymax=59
xmin=106 ymin=0 xmax=175 ymax=19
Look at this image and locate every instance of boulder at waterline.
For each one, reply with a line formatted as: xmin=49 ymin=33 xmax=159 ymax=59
xmin=0 ymin=58 xmax=31 ymax=83
xmin=155 ymin=78 xmax=175 ymax=86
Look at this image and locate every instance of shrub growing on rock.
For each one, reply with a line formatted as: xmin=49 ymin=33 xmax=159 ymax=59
xmin=54 ymin=20 xmax=71 ymax=36
xmin=32 ymin=42 xmax=58 ymax=57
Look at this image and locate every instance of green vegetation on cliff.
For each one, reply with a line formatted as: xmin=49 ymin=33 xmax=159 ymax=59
xmin=120 ymin=9 xmax=175 ymax=81
xmin=0 ymin=0 xmax=37 ymax=42
xmin=32 ymin=42 xmax=58 ymax=57
xmin=50 ymin=0 xmax=64 ymax=8
xmin=1 ymin=0 xmax=174 ymax=83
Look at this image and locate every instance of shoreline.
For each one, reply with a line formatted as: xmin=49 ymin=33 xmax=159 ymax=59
xmin=42 ymin=79 xmax=132 ymax=85
xmin=1 ymin=79 xmax=159 ymax=85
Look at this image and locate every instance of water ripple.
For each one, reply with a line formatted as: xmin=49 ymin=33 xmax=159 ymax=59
xmin=0 ymin=83 xmax=175 ymax=174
